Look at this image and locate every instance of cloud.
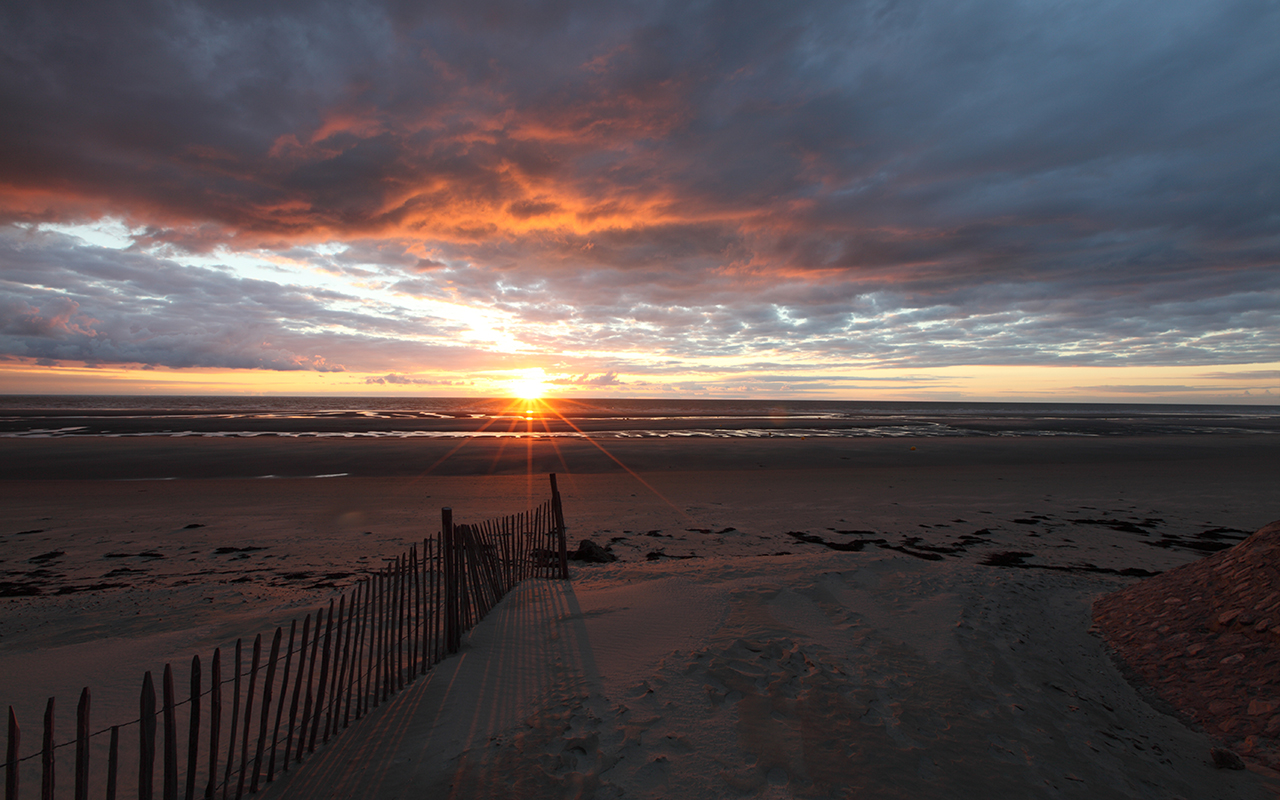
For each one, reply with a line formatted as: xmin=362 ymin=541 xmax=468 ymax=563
xmin=1198 ymin=370 xmax=1280 ymax=380
xmin=0 ymin=1 xmax=1277 ymax=382
xmin=552 ymin=371 xmax=622 ymax=387
xmin=365 ymin=374 xmax=459 ymax=386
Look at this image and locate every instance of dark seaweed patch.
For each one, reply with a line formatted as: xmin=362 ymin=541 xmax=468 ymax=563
xmin=784 ymin=530 xmax=884 ymax=552
xmin=55 ymin=582 xmax=129 ymax=595
xmin=983 ymin=551 xmax=1034 ymax=567
xmin=0 ymin=581 xmax=41 ymax=597
xmin=879 ymin=544 xmax=944 ymax=561
xmin=1070 ymin=518 xmax=1150 ymax=534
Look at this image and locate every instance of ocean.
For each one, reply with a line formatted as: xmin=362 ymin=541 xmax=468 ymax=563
xmin=1 ymin=396 xmax=1277 ymax=439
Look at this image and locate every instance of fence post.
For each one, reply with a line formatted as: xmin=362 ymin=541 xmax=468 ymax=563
xmin=107 ymin=726 xmax=118 ymax=800
xmin=235 ymin=634 xmax=262 ymax=798
xmin=350 ymin=583 xmax=367 ymax=724
xmin=75 ymin=689 xmax=89 ymax=800
xmin=297 ymin=611 xmax=321 ymax=762
xmin=308 ymin=603 xmax=333 ymax=753
xmin=410 ymin=546 xmax=420 ymax=680
xmin=140 ymin=673 xmax=156 ymax=800
xmin=443 ymin=508 xmax=459 ymax=654
xmin=551 ymin=474 xmax=569 ymax=579
xmin=163 ymin=665 xmax=178 ymax=800
xmin=221 ymin=640 xmax=242 ymax=799
xmin=6 ymin=706 xmax=18 ymax=800
xmin=251 ymin=627 xmax=280 ymax=793
xmin=324 ymin=597 xmax=346 ymax=742
xmin=395 ymin=557 xmax=405 ymax=692
xmin=267 ymin=621 xmax=296 ymax=783
xmin=186 ymin=656 xmax=201 ymax=800
xmin=284 ymin=615 xmax=310 ymax=770
xmin=204 ymin=649 xmax=220 ymax=800
xmin=40 ymin=697 xmax=53 ymax=800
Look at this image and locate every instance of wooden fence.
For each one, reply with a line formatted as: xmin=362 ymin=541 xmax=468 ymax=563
xmin=3 ymin=474 xmax=570 ymax=800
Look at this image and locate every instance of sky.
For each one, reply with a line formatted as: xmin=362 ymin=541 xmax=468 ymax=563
xmin=1 ymin=0 xmax=1277 ymax=402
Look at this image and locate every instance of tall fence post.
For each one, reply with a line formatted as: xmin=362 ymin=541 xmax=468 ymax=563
xmin=551 ymin=473 xmax=569 ymax=579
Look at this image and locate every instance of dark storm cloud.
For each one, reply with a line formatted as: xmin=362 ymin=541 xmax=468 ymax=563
xmin=1 ymin=0 xmax=1277 ymax=373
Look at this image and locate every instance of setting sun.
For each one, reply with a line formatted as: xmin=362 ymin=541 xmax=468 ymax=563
xmin=510 ymin=367 xmax=550 ymax=400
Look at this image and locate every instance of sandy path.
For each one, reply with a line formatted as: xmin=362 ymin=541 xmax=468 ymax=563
xmin=261 ymin=554 xmax=1270 ymax=799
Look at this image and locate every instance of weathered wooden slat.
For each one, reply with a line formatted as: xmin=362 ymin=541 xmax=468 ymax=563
xmin=5 ymin=706 xmax=19 ymax=800
xmin=220 ymin=640 xmax=243 ymax=800
xmin=442 ymin=509 xmax=457 ymax=654
xmin=323 ymin=596 xmax=345 ymax=742
xmin=349 ymin=582 xmax=367 ymax=724
xmin=336 ymin=585 xmax=357 ymax=730
xmin=74 ymin=688 xmax=89 ymax=800
xmin=308 ymin=601 xmax=333 ymax=753
xmin=107 ymin=726 xmax=119 ymax=800
xmin=295 ymin=609 xmax=322 ymax=764
xmin=163 ymin=665 xmax=178 ymax=800
xmin=380 ymin=567 xmax=391 ymax=702
xmin=428 ymin=539 xmax=435 ymax=641
xmin=40 ymin=697 xmax=53 ymax=800
xmin=408 ymin=547 xmax=418 ymax=681
xmin=185 ymin=656 xmax=201 ymax=800
xmin=204 ymin=649 xmax=221 ymax=800
xmin=396 ymin=555 xmax=406 ymax=691
xmin=373 ymin=570 xmax=381 ymax=701
xmin=427 ymin=540 xmax=437 ymax=665
xmin=140 ymin=673 xmax=155 ymax=800
xmin=266 ymin=620 xmax=296 ymax=783
xmin=385 ymin=563 xmax=395 ymax=699
xmin=282 ymin=615 xmax=310 ymax=771
xmin=251 ymin=627 xmax=280 ymax=792
xmin=234 ymin=634 xmax=261 ymax=799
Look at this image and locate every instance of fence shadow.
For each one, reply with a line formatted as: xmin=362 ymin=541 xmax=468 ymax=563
xmin=258 ymin=577 xmax=605 ymax=799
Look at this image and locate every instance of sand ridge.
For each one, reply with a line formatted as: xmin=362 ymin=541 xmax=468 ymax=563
xmin=1095 ymin=520 xmax=1280 ymax=772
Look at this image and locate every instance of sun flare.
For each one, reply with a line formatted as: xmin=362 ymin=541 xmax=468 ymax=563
xmin=510 ymin=367 xmax=550 ymax=400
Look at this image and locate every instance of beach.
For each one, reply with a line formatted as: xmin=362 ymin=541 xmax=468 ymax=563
xmin=3 ymin=431 xmax=1280 ymax=797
